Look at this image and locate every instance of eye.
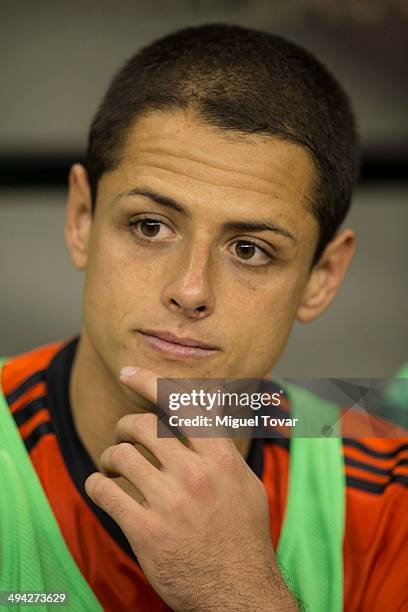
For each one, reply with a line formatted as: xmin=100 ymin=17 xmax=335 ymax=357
xmin=130 ymin=217 xmax=174 ymax=241
xmin=231 ymin=240 xmax=273 ymax=266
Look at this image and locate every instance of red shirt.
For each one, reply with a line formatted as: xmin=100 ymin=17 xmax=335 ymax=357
xmin=2 ymin=338 xmax=408 ymax=611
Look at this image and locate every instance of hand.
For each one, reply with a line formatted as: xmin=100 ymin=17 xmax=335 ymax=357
xmin=85 ymin=367 xmax=298 ymax=612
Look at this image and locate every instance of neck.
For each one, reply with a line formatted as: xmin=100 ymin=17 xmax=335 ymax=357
xmin=70 ymin=332 xmax=252 ymax=473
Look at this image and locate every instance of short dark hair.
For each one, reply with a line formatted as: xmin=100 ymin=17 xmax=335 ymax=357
xmin=86 ymin=23 xmax=360 ymax=264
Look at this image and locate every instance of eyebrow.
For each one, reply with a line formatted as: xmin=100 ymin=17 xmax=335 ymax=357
xmin=119 ymin=187 xmax=297 ymax=243
xmin=118 ymin=187 xmax=186 ymax=215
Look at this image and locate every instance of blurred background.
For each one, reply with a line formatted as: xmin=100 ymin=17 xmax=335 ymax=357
xmin=0 ymin=0 xmax=407 ymax=376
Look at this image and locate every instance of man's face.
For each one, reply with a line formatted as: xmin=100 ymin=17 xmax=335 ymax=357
xmin=80 ymin=110 xmax=319 ymax=381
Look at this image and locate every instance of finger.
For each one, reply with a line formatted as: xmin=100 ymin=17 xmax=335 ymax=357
xmin=120 ymin=366 xmax=175 ymax=407
xmin=118 ymin=394 xmax=236 ymax=459
xmin=120 ymin=367 xmax=217 ymax=419
xmin=99 ymin=442 xmax=165 ymax=503
xmin=120 ymin=368 xmax=210 ymax=440
xmin=85 ymin=472 xmax=151 ymax=546
xmin=120 ymin=367 xmax=236 ymax=456
xmin=114 ymin=412 xmax=196 ymax=467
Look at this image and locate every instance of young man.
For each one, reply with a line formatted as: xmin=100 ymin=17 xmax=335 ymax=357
xmin=1 ymin=24 xmax=407 ymax=612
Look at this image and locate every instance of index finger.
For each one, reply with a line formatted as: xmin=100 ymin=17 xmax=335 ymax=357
xmin=120 ymin=366 xmax=235 ymax=454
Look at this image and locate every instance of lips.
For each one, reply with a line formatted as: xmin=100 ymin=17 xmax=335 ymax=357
xmin=136 ymin=329 xmax=220 ymax=360
xmin=139 ymin=329 xmax=219 ymax=350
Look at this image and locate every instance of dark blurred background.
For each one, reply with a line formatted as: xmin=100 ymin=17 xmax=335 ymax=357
xmin=0 ymin=0 xmax=407 ymax=376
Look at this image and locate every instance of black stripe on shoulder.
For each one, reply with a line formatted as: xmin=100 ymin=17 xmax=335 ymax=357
xmin=345 ymin=455 xmax=408 ymax=476
xmin=24 ymin=421 xmax=54 ymax=453
xmin=5 ymin=369 xmax=46 ymax=406
xmin=13 ymin=396 xmax=48 ymax=427
xmin=343 ymin=438 xmax=408 ymax=459
xmin=346 ymin=474 xmax=408 ymax=494
xmin=392 ymin=474 xmax=408 ymax=488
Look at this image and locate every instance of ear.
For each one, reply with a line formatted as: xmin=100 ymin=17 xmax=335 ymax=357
xmin=65 ymin=164 xmax=93 ymax=270
xmin=296 ymin=228 xmax=356 ymax=323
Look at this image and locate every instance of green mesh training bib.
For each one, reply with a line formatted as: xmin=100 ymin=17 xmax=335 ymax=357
xmin=277 ymin=382 xmax=344 ymax=611
xmin=0 ymin=359 xmax=103 ymax=612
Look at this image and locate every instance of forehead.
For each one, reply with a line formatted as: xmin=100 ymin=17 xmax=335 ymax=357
xmin=118 ymin=109 xmax=315 ymax=198
xmin=99 ymin=109 xmax=319 ymax=248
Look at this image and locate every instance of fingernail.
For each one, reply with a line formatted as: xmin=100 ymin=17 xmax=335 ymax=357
xmin=120 ymin=366 xmax=140 ymax=379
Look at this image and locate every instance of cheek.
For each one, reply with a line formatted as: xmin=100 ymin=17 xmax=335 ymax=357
xmin=83 ymin=232 xmax=160 ymax=332
xmin=224 ymin=271 xmax=303 ymax=375
xmin=228 ymin=267 xmax=302 ymax=324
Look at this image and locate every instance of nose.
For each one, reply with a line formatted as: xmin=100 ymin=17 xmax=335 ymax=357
xmin=161 ymin=242 xmax=215 ymax=320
